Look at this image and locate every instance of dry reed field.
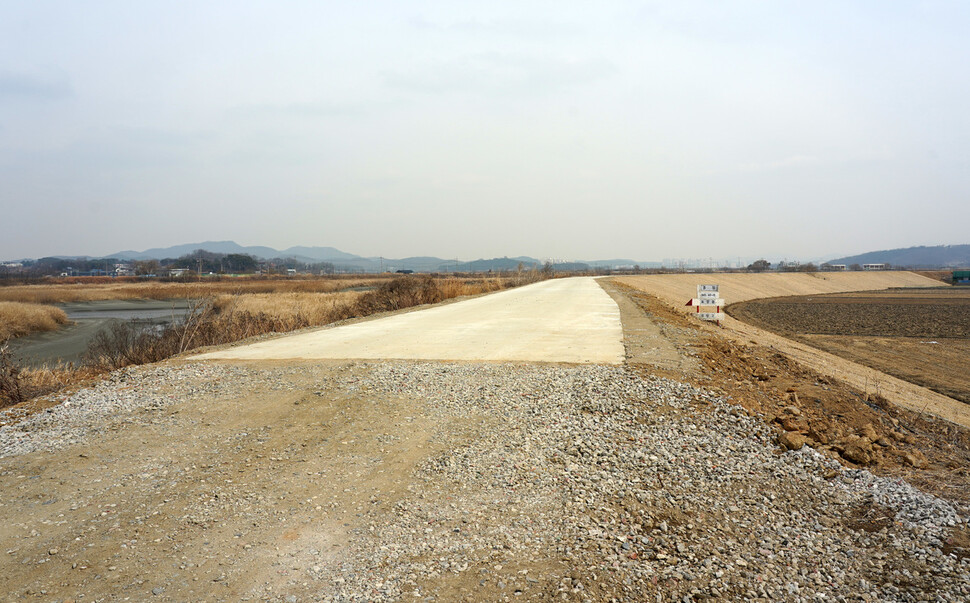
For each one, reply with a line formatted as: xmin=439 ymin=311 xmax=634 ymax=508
xmin=0 ymin=301 xmax=69 ymax=340
xmin=212 ymin=291 xmax=365 ymax=331
xmin=0 ymin=276 xmax=387 ymax=304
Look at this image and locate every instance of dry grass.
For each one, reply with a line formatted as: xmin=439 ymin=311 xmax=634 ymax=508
xmin=0 ymin=302 xmax=69 ymax=340
xmin=436 ymin=277 xmax=507 ymax=298
xmin=212 ymin=292 xmax=364 ymax=331
xmin=15 ymin=364 xmax=92 ymax=396
xmin=1 ymin=344 xmax=96 ymax=407
xmin=0 ymin=276 xmax=386 ymax=304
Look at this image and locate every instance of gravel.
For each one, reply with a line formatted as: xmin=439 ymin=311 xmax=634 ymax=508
xmin=0 ymin=364 xmax=239 ymax=457
xmin=2 ymin=361 xmax=967 ymax=601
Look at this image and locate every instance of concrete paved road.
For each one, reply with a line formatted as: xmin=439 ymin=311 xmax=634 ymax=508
xmin=193 ymin=277 xmax=624 ymax=364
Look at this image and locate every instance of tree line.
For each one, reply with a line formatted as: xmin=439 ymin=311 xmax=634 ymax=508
xmin=1 ymin=250 xmax=336 ymax=278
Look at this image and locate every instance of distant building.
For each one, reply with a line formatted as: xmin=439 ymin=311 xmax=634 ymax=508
xmin=954 ymin=270 xmax=970 ymax=285
xmin=169 ymin=268 xmax=191 ymax=277
xmin=862 ymin=264 xmax=886 ymax=271
xmin=286 ymin=268 xmax=297 ymax=275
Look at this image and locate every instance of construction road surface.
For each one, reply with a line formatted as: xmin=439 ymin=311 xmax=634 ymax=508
xmin=193 ymin=277 xmax=625 ymax=364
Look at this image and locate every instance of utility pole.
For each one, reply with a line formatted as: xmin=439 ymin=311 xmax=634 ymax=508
xmin=380 ymin=256 xmax=383 ymax=273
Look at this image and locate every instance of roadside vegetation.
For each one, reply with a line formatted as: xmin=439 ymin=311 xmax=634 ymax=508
xmin=0 ymin=273 xmax=548 ymax=408
xmin=0 ymin=302 xmax=69 ymax=340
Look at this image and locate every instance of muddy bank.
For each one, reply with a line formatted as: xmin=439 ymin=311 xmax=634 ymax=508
xmin=7 ymin=300 xmax=192 ymax=366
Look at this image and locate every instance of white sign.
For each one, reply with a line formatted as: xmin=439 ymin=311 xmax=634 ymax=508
xmin=689 ymin=285 xmax=724 ymax=323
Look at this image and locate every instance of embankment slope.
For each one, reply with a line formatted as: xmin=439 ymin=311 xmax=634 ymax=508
xmin=614 ymin=271 xmax=940 ymax=307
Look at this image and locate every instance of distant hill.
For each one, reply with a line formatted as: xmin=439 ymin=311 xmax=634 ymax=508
xmin=110 ymin=241 xmax=284 ymax=261
xmin=384 ymin=257 xmax=452 ymax=272
xmin=35 ymin=241 xmax=657 ymax=273
xmin=454 ymin=257 xmax=542 ymax=272
xmin=586 ymin=259 xmax=663 ymax=269
xmin=278 ymin=246 xmax=361 ymax=261
xmin=829 ymin=245 xmax=970 ymax=269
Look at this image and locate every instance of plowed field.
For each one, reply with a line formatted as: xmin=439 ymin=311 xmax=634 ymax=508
xmin=729 ymin=288 xmax=970 ymax=404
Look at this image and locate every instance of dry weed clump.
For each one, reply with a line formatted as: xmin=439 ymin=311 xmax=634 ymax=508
xmin=351 ymin=276 xmax=513 ymax=316
xmin=0 ymin=302 xmax=69 ymax=340
xmin=0 ymin=345 xmax=89 ymax=407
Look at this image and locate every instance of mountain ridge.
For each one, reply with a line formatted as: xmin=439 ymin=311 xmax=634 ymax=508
xmin=828 ymin=244 xmax=970 ymax=268
xmin=96 ymin=242 xmax=657 ymax=272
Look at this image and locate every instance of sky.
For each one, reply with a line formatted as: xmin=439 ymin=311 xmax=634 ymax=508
xmin=2 ymin=1 xmax=969 ymax=262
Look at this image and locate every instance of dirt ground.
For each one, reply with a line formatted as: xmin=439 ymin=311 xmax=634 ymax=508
xmin=797 ymin=336 xmax=970 ymax=404
xmin=1 ymin=362 xmax=467 ymax=601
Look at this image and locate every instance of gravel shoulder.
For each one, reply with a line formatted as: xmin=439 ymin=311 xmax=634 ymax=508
xmin=1 ymin=283 xmax=968 ymax=602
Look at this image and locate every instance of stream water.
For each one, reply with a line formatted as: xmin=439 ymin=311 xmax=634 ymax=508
xmin=7 ymin=300 xmax=193 ymax=367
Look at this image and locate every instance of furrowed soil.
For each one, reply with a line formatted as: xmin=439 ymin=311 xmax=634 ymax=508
xmin=729 ymin=289 xmax=970 ymax=404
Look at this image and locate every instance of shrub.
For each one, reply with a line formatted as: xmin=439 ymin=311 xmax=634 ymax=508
xmin=0 ymin=342 xmax=26 ymax=406
xmin=352 ymin=276 xmax=444 ymax=315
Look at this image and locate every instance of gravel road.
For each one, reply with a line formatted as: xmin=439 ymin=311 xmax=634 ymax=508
xmin=2 ymin=359 xmax=967 ymax=602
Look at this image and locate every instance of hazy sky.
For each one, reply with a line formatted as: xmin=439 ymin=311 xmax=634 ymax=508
xmin=2 ymin=1 xmax=968 ymax=262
